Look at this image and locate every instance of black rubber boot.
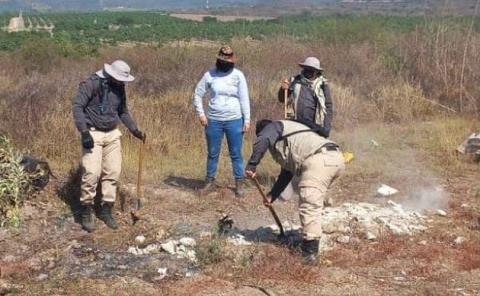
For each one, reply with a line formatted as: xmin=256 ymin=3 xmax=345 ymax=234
xmin=301 ymin=239 xmax=319 ymax=264
xmin=234 ymin=178 xmax=245 ymax=198
xmin=200 ymin=177 xmax=216 ymax=194
xmin=98 ymin=202 xmax=118 ymax=230
xmin=81 ymin=204 xmax=96 ymax=233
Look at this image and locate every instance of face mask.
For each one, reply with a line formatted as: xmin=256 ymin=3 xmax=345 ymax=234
xmin=302 ymin=68 xmax=318 ymax=80
xmin=216 ymin=59 xmax=235 ymax=73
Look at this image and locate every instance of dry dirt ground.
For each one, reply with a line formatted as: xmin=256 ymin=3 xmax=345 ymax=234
xmin=1 ymin=124 xmax=480 ymax=296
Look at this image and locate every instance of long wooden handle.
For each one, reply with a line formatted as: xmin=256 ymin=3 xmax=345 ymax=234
xmin=284 ymin=88 xmax=288 ymax=119
xmin=251 ymin=177 xmax=285 ymax=237
xmin=136 ymin=139 xmax=145 ymax=200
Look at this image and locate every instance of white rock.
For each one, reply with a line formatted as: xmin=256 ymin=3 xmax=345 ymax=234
xmin=436 ymin=209 xmax=447 ymax=217
xmin=378 ymin=184 xmax=399 ymax=196
xmin=36 ymin=273 xmax=48 ymax=281
xmin=453 ymin=236 xmax=466 ymax=245
xmin=393 ymin=276 xmax=406 ymax=282
xmin=366 ymin=232 xmax=377 ymax=240
xmin=336 ymin=235 xmax=350 ymax=244
xmin=135 ymin=235 xmax=146 ymax=245
xmin=418 ymin=240 xmax=427 ymax=246
xmin=370 ymin=139 xmax=380 ymax=147
xmin=127 ymin=246 xmax=142 ymax=256
xmin=157 ymin=267 xmax=168 ymax=280
xmin=227 ymin=234 xmax=252 ymax=246
xmin=161 ymin=241 xmax=177 ymax=254
xmin=179 ymin=237 xmax=196 ymax=247
xmin=460 ymin=203 xmax=469 ymax=209
xmin=143 ymin=244 xmax=160 ymax=254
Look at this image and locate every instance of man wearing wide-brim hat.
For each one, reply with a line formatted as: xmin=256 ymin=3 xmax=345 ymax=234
xmin=278 ymin=57 xmax=333 ymax=138
xmin=72 ymin=60 xmax=145 ymax=233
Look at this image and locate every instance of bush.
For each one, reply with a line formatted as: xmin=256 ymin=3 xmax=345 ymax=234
xmin=0 ymin=136 xmax=32 ymax=227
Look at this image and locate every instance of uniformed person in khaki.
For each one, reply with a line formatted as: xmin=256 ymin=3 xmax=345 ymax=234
xmin=72 ymin=60 xmax=145 ymax=232
xmin=245 ymin=119 xmax=344 ymax=263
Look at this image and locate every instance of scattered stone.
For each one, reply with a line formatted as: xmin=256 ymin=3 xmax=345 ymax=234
xmin=418 ymin=240 xmax=427 ymax=246
xmin=160 ymin=240 xmax=177 ymax=255
xmin=377 ymin=184 xmax=399 ymax=196
xmin=461 ymin=203 xmax=469 ymax=209
xmin=155 ymin=268 xmax=168 ymax=280
xmin=336 ymin=235 xmax=350 ymax=244
xmin=135 ymin=235 xmax=146 ymax=245
xmin=366 ymin=232 xmax=377 ymax=240
xmin=436 ymin=209 xmax=447 ymax=217
xmin=199 ymin=231 xmax=212 ymax=238
xmin=36 ymin=273 xmax=48 ymax=281
xmin=179 ymin=237 xmax=196 ymax=248
xmin=453 ymin=236 xmax=466 ymax=245
xmin=227 ymin=234 xmax=252 ymax=246
xmin=393 ymin=276 xmax=406 ymax=282
xmin=370 ymin=139 xmax=380 ymax=147
xmin=117 ymin=265 xmax=128 ymax=270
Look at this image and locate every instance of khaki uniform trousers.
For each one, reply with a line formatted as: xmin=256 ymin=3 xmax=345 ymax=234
xmin=80 ymin=128 xmax=122 ymax=205
xmin=297 ymin=149 xmax=345 ymax=240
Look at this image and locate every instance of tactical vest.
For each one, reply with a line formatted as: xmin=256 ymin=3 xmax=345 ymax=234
xmin=286 ymin=76 xmax=327 ymax=127
xmin=270 ymin=120 xmax=336 ymax=174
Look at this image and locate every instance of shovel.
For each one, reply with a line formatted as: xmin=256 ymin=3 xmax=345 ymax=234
xmin=131 ymin=136 xmax=146 ymax=224
xmin=250 ymin=176 xmax=285 ymax=238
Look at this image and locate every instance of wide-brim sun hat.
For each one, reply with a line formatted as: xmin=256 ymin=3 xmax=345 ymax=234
xmin=217 ymin=45 xmax=236 ymax=63
xmin=298 ymin=57 xmax=323 ymax=71
xmin=96 ymin=60 xmax=135 ymax=82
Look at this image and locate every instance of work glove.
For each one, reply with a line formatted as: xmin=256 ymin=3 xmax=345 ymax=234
xmin=81 ymin=131 xmax=94 ymax=150
xmin=245 ymin=164 xmax=256 ymax=178
xmin=132 ymin=129 xmax=146 ymax=141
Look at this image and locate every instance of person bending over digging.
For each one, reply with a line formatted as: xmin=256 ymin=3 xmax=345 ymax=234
xmin=193 ymin=45 xmax=251 ymax=198
xmin=72 ymin=60 xmax=145 ymax=232
xmin=245 ymin=119 xmax=344 ymax=263
xmin=278 ymin=57 xmax=333 ymax=138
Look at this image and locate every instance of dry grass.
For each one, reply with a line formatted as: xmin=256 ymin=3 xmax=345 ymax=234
xmin=0 ymin=24 xmax=479 ymax=186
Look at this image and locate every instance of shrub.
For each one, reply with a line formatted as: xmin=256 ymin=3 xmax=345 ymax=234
xmin=0 ymin=136 xmax=32 ymax=227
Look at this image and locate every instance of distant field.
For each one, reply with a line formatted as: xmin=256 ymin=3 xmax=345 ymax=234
xmin=170 ymin=13 xmax=274 ymax=22
xmin=3 ymin=11 xmax=478 ymax=53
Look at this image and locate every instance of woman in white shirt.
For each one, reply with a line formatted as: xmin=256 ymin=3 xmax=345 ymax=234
xmin=193 ymin=45 xmax=251 ymax=198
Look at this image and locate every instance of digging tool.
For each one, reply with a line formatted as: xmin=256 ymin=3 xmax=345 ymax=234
xmin=284 ymin=88 xmax=288 ymax=119
xmin=250 ymin=176 xmax=285 ymax=238
xmin=131 ymin=136 xmax=146 ymax=224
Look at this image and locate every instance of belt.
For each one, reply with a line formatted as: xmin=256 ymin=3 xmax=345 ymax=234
xmin=316 ymin=143 xmax=340 ymax=154
xmin=88 ymin=126 xmax=115 ymax=132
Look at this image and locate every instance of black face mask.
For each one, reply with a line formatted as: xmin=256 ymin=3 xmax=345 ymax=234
xmin=216 ymin=59 xmax=235 ymax=73
xmin=302 ymin=68 xmax=319 ymax=80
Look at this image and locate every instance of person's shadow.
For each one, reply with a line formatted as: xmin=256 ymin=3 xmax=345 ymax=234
xmin=56 ymin=166 xmax=125 ymax=223
xmin=56 ymin=166 xmax=84 ymax=223
xmin=163 ymin=175 xmax=205 ymax=191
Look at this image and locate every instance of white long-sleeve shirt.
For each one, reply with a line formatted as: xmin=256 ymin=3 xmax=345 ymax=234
xmin=193 ymin=68 xmax=250 ymax=123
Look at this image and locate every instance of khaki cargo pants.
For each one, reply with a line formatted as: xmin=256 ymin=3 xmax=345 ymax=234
xmin=80 ymin=128 xmax=122 ymax=205
xmin=298 ymin=149 xmax=345 ymax=240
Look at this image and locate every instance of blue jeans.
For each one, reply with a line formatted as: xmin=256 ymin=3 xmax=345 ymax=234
xmin=205 ymin=118 xmax=244 ymax=179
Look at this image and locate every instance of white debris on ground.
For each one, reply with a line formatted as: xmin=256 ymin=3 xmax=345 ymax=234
xmin=456 ymin=133 xmax=480 ymax=154
xmin=128 ymin=236 xmax=197 ymax=262
xmin=227 ymin=234 xmax=252 ymax=246
xmin=453 ymin=236 xmax=466 ymax=245
xmin=377 ymin=184 xmax=399 ymax=196
xmin=154 ymin=268 xmax=168 ymax=281
xmin=135 ymin=235 xmax=146 ymax=245
xmin=436 ymin=209 xmax=447 ymax=217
